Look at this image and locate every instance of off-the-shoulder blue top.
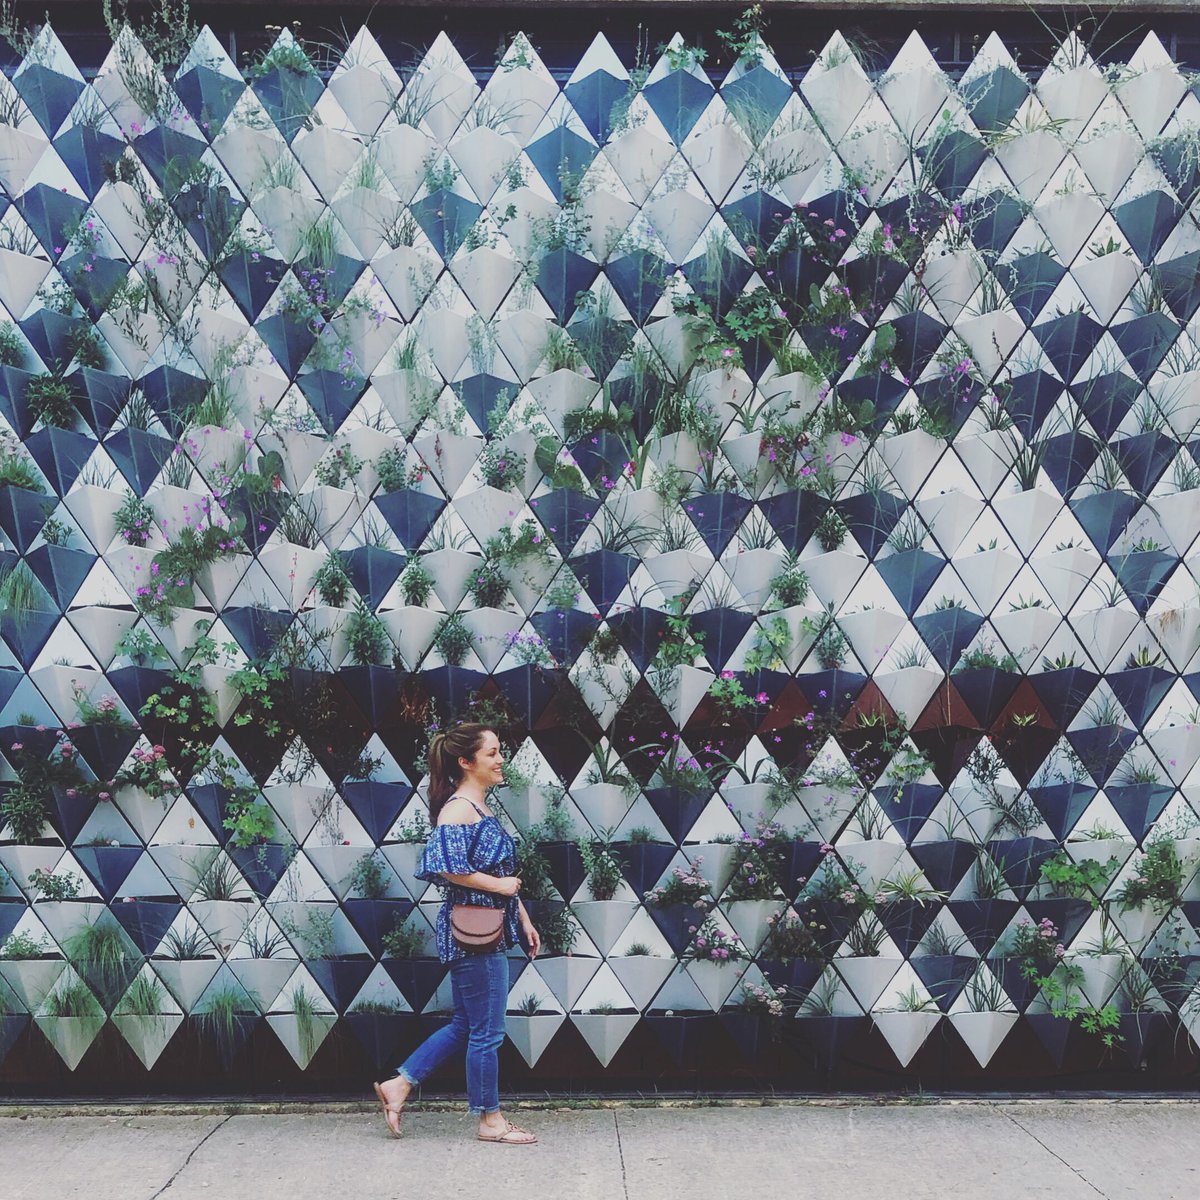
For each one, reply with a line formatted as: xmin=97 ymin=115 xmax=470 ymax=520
xmin=415 ymin=799 xmax=522 ymax=963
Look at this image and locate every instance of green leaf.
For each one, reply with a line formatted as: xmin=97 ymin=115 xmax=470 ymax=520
xmin=535 ymin=435 xmax=563 ymax=477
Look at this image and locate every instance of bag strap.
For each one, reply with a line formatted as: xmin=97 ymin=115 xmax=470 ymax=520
xmin=447 ymin=794 xmax=490 ymax=822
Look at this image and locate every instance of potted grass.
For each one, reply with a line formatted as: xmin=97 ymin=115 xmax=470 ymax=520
xmin=834 ymin=913 xmax=902 ymax=1011
xmin=188 ymin=853 xmax=254 ymax=953
xmin=608 ymin=942 xmax=674 ymax=1011
xmin=34 ymin=973 xmax=106 ymax=1069
xmin=948 ymin=966 xmax=1019 ymax=1067
xmin=152 ymin=923 xmax=221 ymax=1015
xmin=505 ymin=990 xmax=565 ymax=1067
xmin=112 ymin=970 xmax=182 ymax=1068
xmin=268 ymin=978 xmax=337 ymax=1069
xmin=61 ymin=918 xmax=140 ymax=1014
xmin=872 ymin=983 xmax=942 ymax=1067
xmin=570 ymin=840 xmax=637 ymax=956
xmin=193 ymin=982 xmax=262 ymax=1068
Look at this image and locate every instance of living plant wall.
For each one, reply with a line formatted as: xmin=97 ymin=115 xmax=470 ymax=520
xmin=2 ymin=7 xmax=1200 ymax=1093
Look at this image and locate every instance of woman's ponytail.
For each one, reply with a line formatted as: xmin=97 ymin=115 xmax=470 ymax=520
xmin=426 ymin=722 xmax=492 ymax=824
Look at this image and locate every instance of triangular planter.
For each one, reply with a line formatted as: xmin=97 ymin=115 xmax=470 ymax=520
xmin=873 ymin=1009 xmax=942 ymax=1066
xmin=948 ymin=1009 xmax=1018 ymax=1067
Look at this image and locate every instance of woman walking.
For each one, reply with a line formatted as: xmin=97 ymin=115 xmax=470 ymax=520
xmin=373 ymin=722 xmax=540 ymax=1144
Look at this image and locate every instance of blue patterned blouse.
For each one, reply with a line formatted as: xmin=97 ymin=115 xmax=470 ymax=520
xmin=415 ymin=802 xmax=522 ymax=963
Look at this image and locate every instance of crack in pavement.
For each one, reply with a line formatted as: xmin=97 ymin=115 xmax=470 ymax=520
xmin=995 ymin=1106 xmax=1112 ymax=1200
xmin=613 ymin=1110 xmax=630 ymax=1200
xmin=147 ymin=1115 xmax=233 ymax=1200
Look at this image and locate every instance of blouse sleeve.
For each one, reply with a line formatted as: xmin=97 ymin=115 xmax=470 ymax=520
xmin=416 ymin=823 xmax=476 ymax=882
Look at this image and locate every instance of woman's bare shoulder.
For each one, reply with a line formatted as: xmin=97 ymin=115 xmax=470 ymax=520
xmin=437 ymin=796 xmax=480 ymax=826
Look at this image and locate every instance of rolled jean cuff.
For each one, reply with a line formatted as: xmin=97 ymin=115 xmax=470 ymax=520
xmin=468 ymin=1104 xmax=501 ymax=1115
xmin=395 ymin=1067 xmax=419 ymax=1087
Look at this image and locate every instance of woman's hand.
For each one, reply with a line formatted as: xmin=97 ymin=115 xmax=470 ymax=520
xmin=491 ymin=875 xmax=522 ymax=898
xmin=521 ymin=919 xmax=541 ymax=959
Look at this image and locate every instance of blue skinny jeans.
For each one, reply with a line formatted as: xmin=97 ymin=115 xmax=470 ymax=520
xmin=396 ymin=951 xmax=508 ymax=1114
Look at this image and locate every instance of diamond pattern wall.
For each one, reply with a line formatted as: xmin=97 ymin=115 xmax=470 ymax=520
xmin=1 ymin=18 xmax=1200 ymax=1090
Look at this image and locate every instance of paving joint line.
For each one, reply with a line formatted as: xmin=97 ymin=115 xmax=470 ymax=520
xmin=613 ymin=1109 xmax=630 ymax=1200
xmin=147 ymin=1114 xmax=232 ymax=1200
xmin=995 ymin=1104 xmax=1111 ymax=1200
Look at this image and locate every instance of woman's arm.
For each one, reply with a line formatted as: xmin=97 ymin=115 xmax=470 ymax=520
xmin=516 ymin=898 xmax=541 ymax=958
xmin=441 ymin=870 xmax=520 ymax=896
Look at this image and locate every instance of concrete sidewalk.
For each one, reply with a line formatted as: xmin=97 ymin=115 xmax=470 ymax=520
xmin=2 ymin=1100 xmax=1198 ymax=1200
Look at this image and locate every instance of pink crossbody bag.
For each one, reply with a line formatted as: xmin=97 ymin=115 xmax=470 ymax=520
xmin=449 ymin=810 xmax=505 ymax=953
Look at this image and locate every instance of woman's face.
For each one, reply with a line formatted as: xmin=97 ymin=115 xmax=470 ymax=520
xmin=461 ymin=730 xmax=504 ymax=787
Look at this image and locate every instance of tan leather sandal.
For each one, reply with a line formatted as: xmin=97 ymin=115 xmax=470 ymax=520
xmin=477 ymin=1120 xmax=537 ymax=1145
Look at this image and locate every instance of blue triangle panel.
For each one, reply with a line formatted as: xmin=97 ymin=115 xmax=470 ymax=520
xmin=105 ymin=428 xmax=174 ymax=495
xmin=27 ymin=545 xmax=95 ymax=611
xmin=14 ymin=64 xmax=84 ymax=135
xmin=174 ymin=63 xmax=246 ymax=135
xmin=526 ymin=126 xmax=597 ymax=202
xmin=643 ymin=70 xmax=714 ymax=144
xmin=53 ymin=126 xmax=125 ymax=200
xmin=13 ymin=184 xmax=87 ymax=262
xmin=373 ymin=490 xmax=446 ymax=552
xmin=564 ymin=70 xmax=628 ymax=143
xmin=0 ymin=485 xmax=56 ymax=554
xmin=605 ymin=251 xmax=673 ymax=325
xmin=25 ymin=427 xmax=95 ymax=497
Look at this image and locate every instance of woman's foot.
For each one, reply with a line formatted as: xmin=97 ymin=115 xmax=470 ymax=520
xmin=373 ymin=1076 xmax=411 ymax=1138
xmin=477 ymin=1111 xmax=537 ymax=1144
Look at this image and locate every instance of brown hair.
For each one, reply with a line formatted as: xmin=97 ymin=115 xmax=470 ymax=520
xmin=427 ymin=723 xmax=493 ymax=824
